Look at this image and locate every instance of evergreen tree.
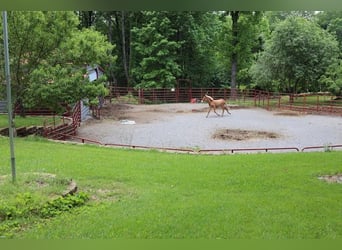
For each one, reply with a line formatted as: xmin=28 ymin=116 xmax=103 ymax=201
xmin=131 ymin=11 xmax=181 ymax=88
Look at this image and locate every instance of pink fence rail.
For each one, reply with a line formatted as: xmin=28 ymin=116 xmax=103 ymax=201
xmin=49 ymin=133 xmax=342 ymax=154
xmin=108 ymin=87 xmax=342 ymax=116
xmin=43 ymin=101 xmax=81 ymax=140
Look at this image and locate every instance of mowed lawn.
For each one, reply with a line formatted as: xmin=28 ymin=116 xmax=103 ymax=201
xmin=0 ymin=136 xmax=341 ymax=239
xmin=0 ymin=114 xmax=60 ymax=128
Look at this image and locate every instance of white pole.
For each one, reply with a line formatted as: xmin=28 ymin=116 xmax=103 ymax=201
xmin=2 ymin=11 xmax=16 ymax=182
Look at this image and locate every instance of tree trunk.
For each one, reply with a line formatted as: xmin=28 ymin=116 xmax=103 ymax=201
xmin=230 ymin=11 xmax=239 ymax=100
xmin=106 ymin=13 xmax=117 ymax=86
xmin=121 ymin=11 xmax=130 ymax=86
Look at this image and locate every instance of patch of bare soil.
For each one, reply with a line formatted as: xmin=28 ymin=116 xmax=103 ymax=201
xmin=273 ymin=110 xmax=304 ymax=116
xmin=100 ymin=103 xmax=134 ymax=120
xmin=0 ymin=172 xmax=76 ymax=198
xmin=88 ymin=103 xmax=209 ymax=125
xmin=318 ymin=174 xmax=342 ymax=183
xmin=213 ymin=129 xmax=280 ymax=141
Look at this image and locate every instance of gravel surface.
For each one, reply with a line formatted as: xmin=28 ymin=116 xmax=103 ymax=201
xmin=77 ymin=103 xmax=342 ymax=152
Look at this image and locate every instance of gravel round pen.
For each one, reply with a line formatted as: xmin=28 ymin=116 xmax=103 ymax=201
xmin=77 ymin=103 xmax=342 ymax=153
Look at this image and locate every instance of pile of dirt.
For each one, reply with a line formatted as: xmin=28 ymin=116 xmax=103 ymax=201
xmin=213 ymin=129 xmax=280 ymax=141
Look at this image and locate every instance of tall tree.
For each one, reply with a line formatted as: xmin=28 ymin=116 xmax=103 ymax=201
xmin=251 ymin=16 xmax=339 ymax=95
xmin=0 ymin=11 xmax=114 ymax=114
xmin=171 ymin=12 xmax=221 ymax=87
xmin=120 ymin=11 xmax=130 ymax=85
xmin=230 ymin=11 xmax=239 ymax=98
xmin=319 ymin=60 xmax=342 ymax=96
xmin=1 ymin=11 xmax=79 ymax=113
xmin=92 ymin=11 xmax=224 ymax=88
xmin=77 ymin=11 xmax=96 ymax=28
xmin=92 ymin=11 xmax=145 ymax=86
xmin=217 ymin=11 xmax=263 ymax=95
xmin=131 ymin=11 xmax=181 ymax=88
xmin=316 ymin=11 xmax=342 ymax=53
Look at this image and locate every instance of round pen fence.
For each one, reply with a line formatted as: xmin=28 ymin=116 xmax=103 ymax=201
xmin=47 ymin=133 xmax=342 ymax=154
xmin=108 ymin=87 xmax=342 ymax=116
xmin=1 ymin=87 xmax=341 ymax=149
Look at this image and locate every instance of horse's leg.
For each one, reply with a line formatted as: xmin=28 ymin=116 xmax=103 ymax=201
xmin=213 ymin=106 xmax=220 ymax=116
xmin=224 ymin=105 xmax=231 ymax=115
xmin=206 ymin=107 xmax=212 ymax=118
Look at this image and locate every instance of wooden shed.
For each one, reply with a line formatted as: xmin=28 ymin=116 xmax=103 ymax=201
xmin=81 ymin=65 xmax=105 ymax=121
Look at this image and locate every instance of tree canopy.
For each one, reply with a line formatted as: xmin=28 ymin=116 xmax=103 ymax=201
xmin=251 ymin=15 xmax=339 ymax=93
xmin=1 ymin=11 xmax=342 ymax=115
xmin=0 ymin=11 xmax=114 ymax=114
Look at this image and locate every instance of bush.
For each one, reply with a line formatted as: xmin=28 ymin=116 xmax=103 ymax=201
xmin=0 ymin=192 xmax=89 ymax=238
xmin=39 ymin=192 xmax=89 ymax=218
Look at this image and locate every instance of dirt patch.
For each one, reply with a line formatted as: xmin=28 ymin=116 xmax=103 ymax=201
xmin=318 ymin=174 xmax=342 ymax=183
xmin=88 ymin=103 xmax=209 ymax=125
xmin=273 ymin=110 xmax=304 ymax=116
xmin=213 ymin=129 xmax=280 ymax=141
xmin=100 ymin=103 xmax=133 ymax=120
xmin=24 ymin=172 xmax=57 ymax=188
xmin=0 ymin=172 xmax=76 ymax=197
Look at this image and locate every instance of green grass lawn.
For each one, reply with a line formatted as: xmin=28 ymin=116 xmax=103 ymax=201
xmin=0 ymin=114 xmax=62 ymax=128
xmin=0 ymin=136 xmax=341 ymax=239
xmin=229 ymin=94 xmax=342 ymax=110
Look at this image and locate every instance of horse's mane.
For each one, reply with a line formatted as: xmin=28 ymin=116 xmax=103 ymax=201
xmin=205 ymin=94 xmax=214 ymax=101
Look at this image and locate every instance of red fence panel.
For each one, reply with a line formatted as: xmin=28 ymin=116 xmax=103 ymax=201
xmin=43 ymin=101 xmax=82 ymax=140
xmin=107 ymin=87 xmax=341 ymax=116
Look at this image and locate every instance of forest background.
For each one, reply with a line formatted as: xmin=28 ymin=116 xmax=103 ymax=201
xmin=1 ymin=11 xmax=342 ymax=113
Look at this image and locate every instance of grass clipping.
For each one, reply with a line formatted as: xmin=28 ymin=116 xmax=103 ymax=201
xmin=213 ymin=129 xmax=280 ymax=141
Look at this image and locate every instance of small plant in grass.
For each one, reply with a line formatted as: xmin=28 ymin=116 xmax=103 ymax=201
xmin=324 ymin=143 xmax=333 ymax=152
xmin=39 ymin=192 xmax=89 ymax=218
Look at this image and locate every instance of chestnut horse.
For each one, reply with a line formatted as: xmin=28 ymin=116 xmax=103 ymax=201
xmin=201 ymin=94 xmax=231 ymax=118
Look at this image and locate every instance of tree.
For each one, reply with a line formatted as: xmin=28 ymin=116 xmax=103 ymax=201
xmin=266 ymin=11 xmax=317 ymax=30
xmin=88 ymin=11 xmax=145 ymax=86
xmin=76 ymin=11 xmax=96 ymax=28
xmin=0 ymin=11 xmax=77 ymax=113
xmin=171 ymin=12 xmax=221 ymax=87
xmin=131 ymin=11 xmax=181 ymax=88
xmin=91 ymin=11 xmax=223 ymax=88
xmin=230 ymin=11 xmax=239 ymax=97
xmin=24 ymin=28 xmax=114 ymax=113
xmin=251 ymin=16 xmax=339 ymax=95
xmin=319 ymin=60 xmax=342 ymax=96
xmin=0 ymin=11 xmax=114 ymax=115
xmin=217 ymin=11 xmax=263 ymax=96
xmin=316 ymin=11 xmax=342 ymax=53
xmin=120 ymin=11 xmax=131 ymax=85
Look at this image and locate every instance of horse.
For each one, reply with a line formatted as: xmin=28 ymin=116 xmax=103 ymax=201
xmin=201 ymin=94 xmax=231 ymax=118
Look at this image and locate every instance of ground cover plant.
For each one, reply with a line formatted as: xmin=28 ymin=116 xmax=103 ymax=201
xmin=0 ymin=136 xmax=341 ymax=239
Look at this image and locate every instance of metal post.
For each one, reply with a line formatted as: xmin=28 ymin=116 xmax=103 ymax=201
xmin=2 ymin=11 xmax=16 ymax=182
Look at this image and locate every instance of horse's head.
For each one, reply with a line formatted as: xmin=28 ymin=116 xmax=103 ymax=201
xmin=202 ymin=94 xmax=213 ymax=103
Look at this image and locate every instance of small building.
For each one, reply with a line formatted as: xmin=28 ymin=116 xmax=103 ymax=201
xmin=86 ymin=65 xmax=105 ymax=82
xmin=80 ymin=65 xmax=105 ymax=121
xmin=0 ymin=101 xmax=7 ymax=113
